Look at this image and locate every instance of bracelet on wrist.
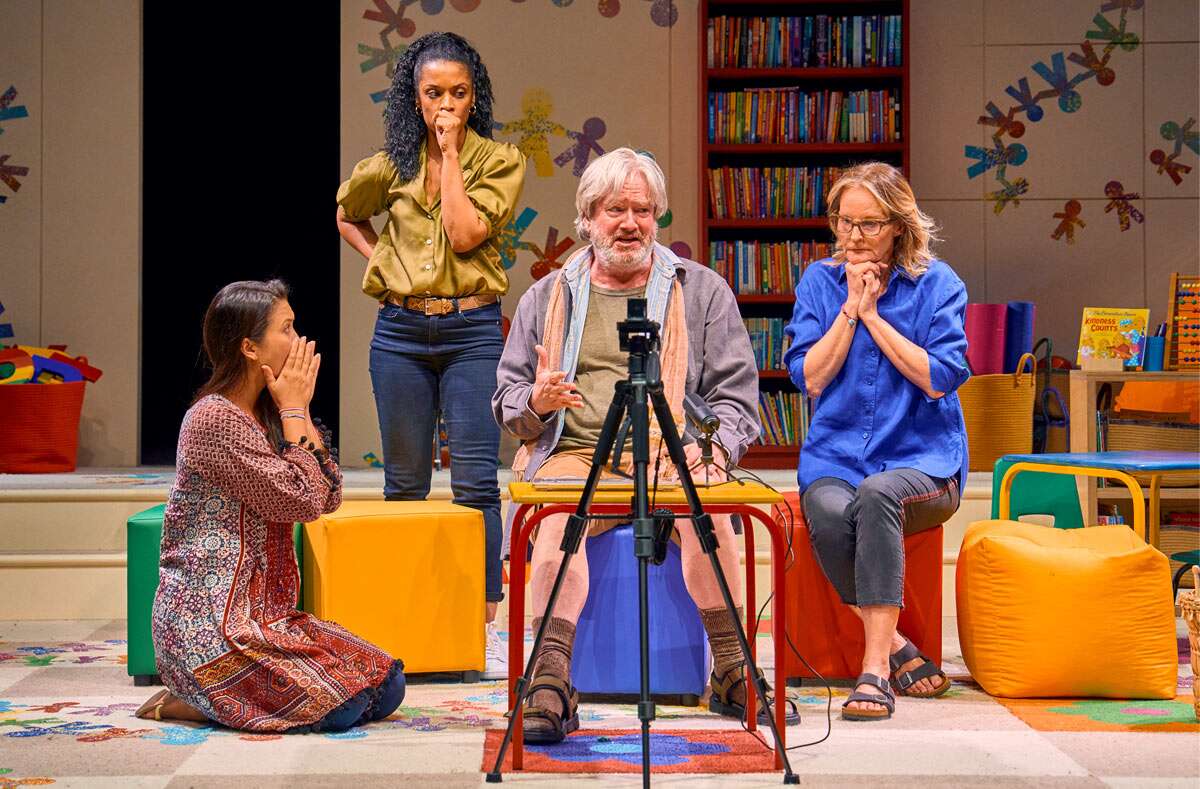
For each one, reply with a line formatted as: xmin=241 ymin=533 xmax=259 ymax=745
xmin=841 ymin=308 xmax=858 ymax=328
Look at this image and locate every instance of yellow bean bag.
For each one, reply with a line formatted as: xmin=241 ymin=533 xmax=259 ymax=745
xmin=956 ymin=520 xmax=1177 ymax=699
xmin=304 ymin=501 xmax=485 ymax=675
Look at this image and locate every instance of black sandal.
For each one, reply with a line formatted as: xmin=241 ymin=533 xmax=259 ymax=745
xmin=521 ymin=675 xmax=580 ymax=745
xmin=708 ymin=665 xmax=800 ymax=725
xmin=889 ymin=638 xmax=951 ymax=698
xmin=841 ymin=673 xmax=895 ymax=721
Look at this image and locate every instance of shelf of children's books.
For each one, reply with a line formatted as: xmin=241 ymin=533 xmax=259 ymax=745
xmin=707 ymin=67 xmax=903 ymax=80
xmin=707 ymin=142 xmax=904 ymax=154
xmin=710 ymin=0 xmax=897 ymax=8
xmin=737 ymin=294 xmax=796 ymax=304
xmin=707 ymin=217 xmax=831 ymax=229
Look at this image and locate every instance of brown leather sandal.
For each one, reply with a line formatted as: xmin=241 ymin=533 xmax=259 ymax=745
xmin=842 ymin=673 xmax=895 ymax=721
xmin=135 ymin=689 xmax=170 ymax=721
xmin=708 ymin=665 xmax=800 ymax=724
xmin=889 ymin=638 xmax=951 ymax=698
xmin=521 ymin=675 xmax=580 ymax=745
xmin=135 ymin=689 xmax=209 ymax=723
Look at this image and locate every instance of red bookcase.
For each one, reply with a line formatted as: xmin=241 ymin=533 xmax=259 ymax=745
xmin=699 ymin=0 xmax=911 ymax=468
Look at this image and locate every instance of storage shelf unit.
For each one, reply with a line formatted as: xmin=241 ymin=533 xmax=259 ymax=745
xmin=701 ymin=0 xmax=910 ymax=468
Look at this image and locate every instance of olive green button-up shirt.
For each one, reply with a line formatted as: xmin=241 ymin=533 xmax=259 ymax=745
xmin=337 ymin=129 xmax=526 ymax=300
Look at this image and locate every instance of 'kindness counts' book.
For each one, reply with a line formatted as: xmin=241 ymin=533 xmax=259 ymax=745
xmin=1077 ymin=307 xmax=1150 ymax=368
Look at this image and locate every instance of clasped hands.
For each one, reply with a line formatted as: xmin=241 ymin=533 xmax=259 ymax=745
xmin=843 ymin=255 xmax=886 ymax=321
xmin=529 ymin=344 xmax=725 ymax=483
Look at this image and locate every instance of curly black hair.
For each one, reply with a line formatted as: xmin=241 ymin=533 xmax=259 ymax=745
xmin=383 ymin=32 xmax=496 ymax=183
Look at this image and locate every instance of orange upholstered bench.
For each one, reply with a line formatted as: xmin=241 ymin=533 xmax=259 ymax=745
xmin=772 ymin=491 xmax=942 ymax=682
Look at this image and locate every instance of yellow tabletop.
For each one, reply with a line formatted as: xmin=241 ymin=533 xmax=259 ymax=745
xmin=508 ymin=480 xmax=784 ymax=506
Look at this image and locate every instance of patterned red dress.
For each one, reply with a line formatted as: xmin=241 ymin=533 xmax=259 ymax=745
xmin=151 ymin=395 xmax=395 ymax=732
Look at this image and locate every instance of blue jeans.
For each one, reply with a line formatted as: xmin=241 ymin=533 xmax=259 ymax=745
xmin=369 ymin=300 xmax=504 ymax=602
xmin=310 ymin=659 xmax=406 ymax=733
xmin=801 ymin=470 xmax=959 ymax=608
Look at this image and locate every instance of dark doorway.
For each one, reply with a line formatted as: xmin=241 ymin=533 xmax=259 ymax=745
xmin=141 ymin=7 xmax=340 ymax=464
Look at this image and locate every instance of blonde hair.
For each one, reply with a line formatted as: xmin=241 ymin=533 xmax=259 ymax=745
xmin=825 ymin=162 xmax=939 ymax=276
xmin=573 ymin=148 xmax=668 ymax=241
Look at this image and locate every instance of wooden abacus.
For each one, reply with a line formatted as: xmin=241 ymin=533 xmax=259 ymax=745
xmin=1164 ymin=273 xmax=1200 ymax=370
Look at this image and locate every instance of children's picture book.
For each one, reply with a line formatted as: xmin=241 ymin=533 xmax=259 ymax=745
xmin=1077 ymin=307 xmax=1150 ymax=368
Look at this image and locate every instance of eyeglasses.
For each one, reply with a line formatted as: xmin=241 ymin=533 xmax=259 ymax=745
xmin=832 ymin=215 xmax=891 ymax=237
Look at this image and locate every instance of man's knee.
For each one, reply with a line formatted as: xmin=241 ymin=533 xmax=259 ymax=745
xmin=531 ymin=515 xmax=572 ymax=556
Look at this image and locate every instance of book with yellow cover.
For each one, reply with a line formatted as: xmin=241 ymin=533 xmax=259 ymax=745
xmin=1077 ymin=307 xmax=1150 ymax=368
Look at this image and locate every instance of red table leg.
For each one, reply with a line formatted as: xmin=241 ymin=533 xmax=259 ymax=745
xmin=742 ymin=512 xmax=757 ymax=732
xmin=740 ymin=507 xmax=790 ymax=769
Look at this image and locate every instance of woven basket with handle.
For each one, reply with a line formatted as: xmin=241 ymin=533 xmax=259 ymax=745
xmin=1104 ymin=418 xmax=1199 ymax=487
xmin=1181 ymin=566 xmax=1200 ymax=720
xmin=958 ymin=352 xmax=1036 ymax=472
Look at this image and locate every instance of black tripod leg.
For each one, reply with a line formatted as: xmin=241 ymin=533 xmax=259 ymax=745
xmin=486 ymin=385 xmax=632 ymax=783
xmin=627 ymin=379 xmax=658 ymax=788
xmin=648 ymin=388 xmax=800 ymax=784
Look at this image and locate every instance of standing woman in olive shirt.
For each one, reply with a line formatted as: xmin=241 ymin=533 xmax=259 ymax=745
xmin=336 ymin=32 xmax=526 ymax=679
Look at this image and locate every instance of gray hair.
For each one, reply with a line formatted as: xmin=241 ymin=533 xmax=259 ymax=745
xmin=573 ymin=148 xmax=668 ymax=241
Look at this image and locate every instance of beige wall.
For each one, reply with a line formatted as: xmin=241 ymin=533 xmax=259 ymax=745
xmin=910 ymin=0 xmax=1200 ymax=363
xmin=0 ymin=0 xmax=141 ymax=466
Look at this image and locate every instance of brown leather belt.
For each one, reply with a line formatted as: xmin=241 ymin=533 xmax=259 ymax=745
xmin=387 ymin=293 xmax=498 ymax=316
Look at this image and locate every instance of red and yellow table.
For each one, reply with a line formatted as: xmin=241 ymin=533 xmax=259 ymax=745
xmin=505 ymin=480 xmax=789 ymax=769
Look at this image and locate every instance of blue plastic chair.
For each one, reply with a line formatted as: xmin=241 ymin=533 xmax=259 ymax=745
xmin=991 ymin=457 xmax=1085 ymax=530
xmin=570 ymin=523 xmax=710 ymax=704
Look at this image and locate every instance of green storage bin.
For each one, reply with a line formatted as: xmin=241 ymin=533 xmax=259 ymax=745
xmin=125 ymin=504 xmax=304 ymax=685
xmin=991 ymin=457 xmax=1085 ymax=530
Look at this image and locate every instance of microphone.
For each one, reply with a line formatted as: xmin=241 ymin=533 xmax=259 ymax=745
xmin=683 ymin=392 xmax=720 ymax=467
xmin=684 ymin=392 xmax=720 ymax=435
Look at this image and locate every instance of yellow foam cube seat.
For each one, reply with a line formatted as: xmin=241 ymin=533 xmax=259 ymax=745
xmin=304 ymin=501 xmax=485 ymax=675
xmin=956 ymin=520 xmax=1177 ymax=699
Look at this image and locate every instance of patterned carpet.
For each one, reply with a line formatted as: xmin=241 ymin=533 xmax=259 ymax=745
xmin=0 ymin=618 xmax=1196 ymax=787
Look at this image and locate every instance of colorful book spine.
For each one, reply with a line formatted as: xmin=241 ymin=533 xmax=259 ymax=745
xmin=756 ymin=391 xmax=810 ymax=446
xmin=707 ymin=241 xmax=832 ymax=295
xmin=708 ymin=88 xmax=900 ymax=144
xmin=707 ymin=166 xmax=843 ymax=219
xmin=707 ymin=14 xmax=902 ymax=69
xmin=744 ymin=318 xmax=790 ymax=370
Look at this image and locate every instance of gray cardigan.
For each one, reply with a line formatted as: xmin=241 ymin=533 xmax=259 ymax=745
xmin=492 ymin=254 xmax=761 ymax=478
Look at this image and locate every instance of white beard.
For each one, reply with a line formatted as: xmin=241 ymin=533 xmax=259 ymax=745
xmin=593 ymin=232 xmax=654 ymax=277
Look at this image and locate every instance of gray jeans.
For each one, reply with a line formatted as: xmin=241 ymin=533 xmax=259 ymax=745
xmin=801 ymin=469 xmax=960 ymax=608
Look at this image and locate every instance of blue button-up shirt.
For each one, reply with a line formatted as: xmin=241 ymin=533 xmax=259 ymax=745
xmin=783 ymin=258 xmax=970 ymax=492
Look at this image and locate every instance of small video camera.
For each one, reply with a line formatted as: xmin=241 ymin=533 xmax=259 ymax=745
xmin=617 ymin=297 xmax=660 ymax=353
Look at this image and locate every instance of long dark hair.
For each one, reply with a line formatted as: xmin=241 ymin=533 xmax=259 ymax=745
xmin=194 ymin=279 xmax=290 ymax=448
xmin=384 ymin=31 xmax=496 ymax=183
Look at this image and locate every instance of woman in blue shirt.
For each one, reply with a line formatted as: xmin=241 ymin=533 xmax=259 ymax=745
xmin=784 ymin=162 xmax=969 ymax=721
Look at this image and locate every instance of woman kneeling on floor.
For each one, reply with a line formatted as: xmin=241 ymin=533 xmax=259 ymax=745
xmin=136 ymin=279 xmax=405 ymax=732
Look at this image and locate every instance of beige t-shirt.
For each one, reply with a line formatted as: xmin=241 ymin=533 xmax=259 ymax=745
xmin=556 ymin=283 xmax=646 ymax=453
